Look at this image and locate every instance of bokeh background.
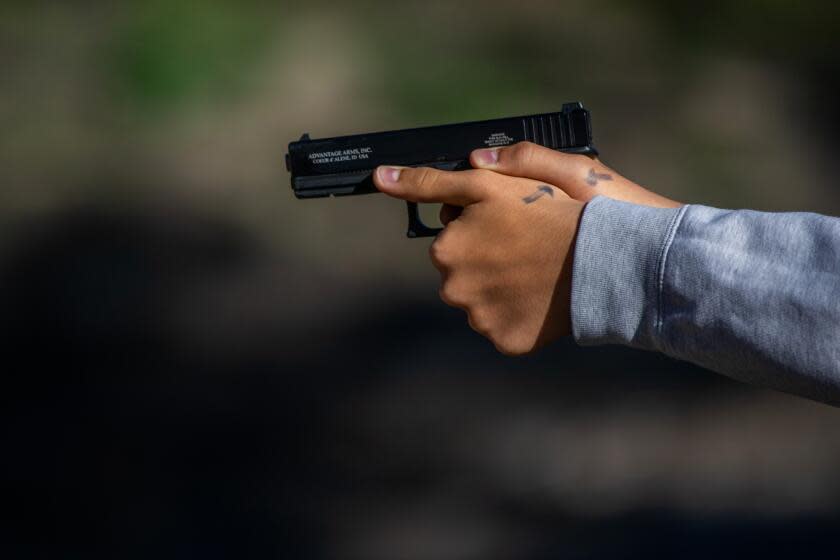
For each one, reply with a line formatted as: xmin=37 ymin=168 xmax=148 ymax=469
xmin=3 ymin=1 xmax=840 ymax=558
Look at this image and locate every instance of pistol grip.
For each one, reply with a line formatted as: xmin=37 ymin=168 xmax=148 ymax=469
xmin=406 ymin=202 xmax=443 ymax=238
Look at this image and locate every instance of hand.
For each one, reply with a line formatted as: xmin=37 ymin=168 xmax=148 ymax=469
xmin=373 ymin=164 xmax=583 ymax=355
xmin=470 ymin=141 xmax=682 ymax=209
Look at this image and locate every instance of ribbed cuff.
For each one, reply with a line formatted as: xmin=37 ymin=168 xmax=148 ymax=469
xmin=571 ymin=196 xmax=687 ymax=349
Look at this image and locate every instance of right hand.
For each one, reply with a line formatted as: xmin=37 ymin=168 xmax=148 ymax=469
xmin=468 ymin=141 xmax=683 ymax=209
xmin=373 ymin=164 xmax=584 ymax=355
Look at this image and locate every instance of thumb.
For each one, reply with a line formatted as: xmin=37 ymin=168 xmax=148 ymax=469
xmin=373 ymin=165 xmax=484 ymax=206
xmin=470 ymin=141 xmax=683 ymax=209
xmin=469 ymin=141 xmax=583 ymax=188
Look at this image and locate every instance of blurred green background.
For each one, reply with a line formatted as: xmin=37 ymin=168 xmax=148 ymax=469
xmin=3 ymin=1 xmax=840 ymax=558
xmin=5 ymin=1 xmax=840 ymax=237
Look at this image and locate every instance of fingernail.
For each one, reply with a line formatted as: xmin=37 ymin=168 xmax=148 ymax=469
xmin=473 ymin=148 xmax=500 ymax=166
xmin=378 ymin=166 xmax=402 ymax=185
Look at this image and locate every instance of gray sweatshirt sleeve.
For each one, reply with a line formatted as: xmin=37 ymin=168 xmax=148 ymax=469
xmin=571 ymin=196 xmax=840 ymax=405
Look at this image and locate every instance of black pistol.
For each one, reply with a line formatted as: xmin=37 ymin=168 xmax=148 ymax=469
xmin=286 ymin=101 xmax=597 ymax=237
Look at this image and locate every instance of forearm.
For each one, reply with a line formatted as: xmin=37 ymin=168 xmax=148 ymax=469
xmin=572 ymin=196 xmax=840 ymax=405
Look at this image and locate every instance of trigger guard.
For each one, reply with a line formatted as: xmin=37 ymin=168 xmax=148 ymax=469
xmin=406 ymin=202 xmax=443 ymax=238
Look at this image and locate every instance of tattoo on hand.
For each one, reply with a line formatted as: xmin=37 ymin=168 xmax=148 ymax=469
xmin=522 ymin=185 xmax=555 ymax=204
xmin=585 ymin=168 xmax=613 ymax=186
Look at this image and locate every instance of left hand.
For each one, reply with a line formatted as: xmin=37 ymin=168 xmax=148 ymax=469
xmin=470 ymin=141 xmax=682 ymax=208
xmin=373 ymin=164 xmax=584 ymax=355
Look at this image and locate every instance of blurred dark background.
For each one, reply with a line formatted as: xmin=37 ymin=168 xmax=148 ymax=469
xmin=3 ymin=1 xmax=840 ymax=558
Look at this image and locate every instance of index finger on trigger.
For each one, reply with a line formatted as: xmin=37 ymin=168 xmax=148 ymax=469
xmin=373 ymin=165 xmax=485 ymax=206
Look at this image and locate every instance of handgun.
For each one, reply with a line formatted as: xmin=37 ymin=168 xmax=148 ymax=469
xmin=286 ymin=101 xmax=597 ymax=237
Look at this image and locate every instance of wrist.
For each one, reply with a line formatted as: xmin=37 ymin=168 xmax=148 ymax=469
xmin=538 ymin=199 xmax=585 ymax=344
xmin=571 ymin=196 xmax=687 ymax=349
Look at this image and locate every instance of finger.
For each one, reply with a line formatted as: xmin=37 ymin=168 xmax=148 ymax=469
xmin=470 ymin=141 xmax=585 ymax=188
xmin=439 ymin=204 xmax=462 ymax=226
xmin=373 ymin=166 xmax=484 ymax=206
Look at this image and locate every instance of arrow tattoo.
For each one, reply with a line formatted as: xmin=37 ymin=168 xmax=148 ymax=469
xmin=585 ymin=168 xmax=613 ymax=186
xmin=522 ymin=185 xmax=555 ymax=204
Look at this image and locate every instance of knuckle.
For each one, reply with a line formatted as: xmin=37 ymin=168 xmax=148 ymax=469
xmin=430 ymin=223 xmax=465 ymax=266
xmin=467 ymin=308 xmax=492 ymax=336
xmin=438 ymin=283 xmax=464 ymax=308
xmin=413 ymin=166 xmax=438 ymax=191
xmin=428 ymin=238 xmax=449 ymax=268
xmin=510 ymin=141 xmax=537 ymax=167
